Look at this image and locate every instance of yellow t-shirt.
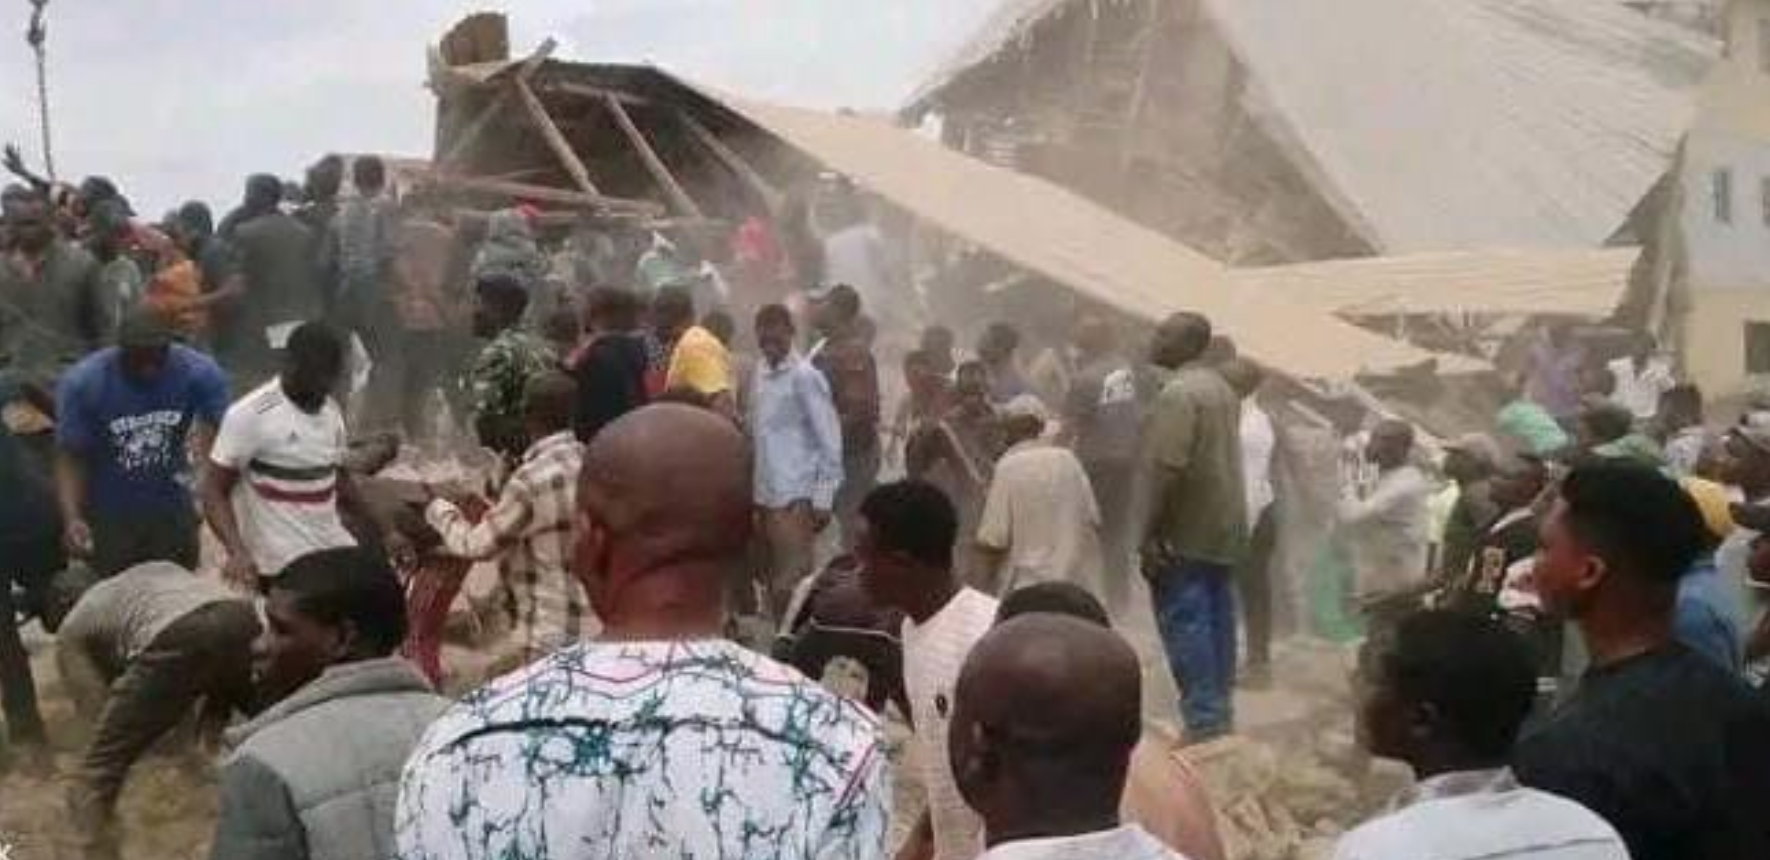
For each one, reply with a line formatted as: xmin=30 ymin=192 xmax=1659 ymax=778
xmin=664 ymin=326 xmax=733 ymax=396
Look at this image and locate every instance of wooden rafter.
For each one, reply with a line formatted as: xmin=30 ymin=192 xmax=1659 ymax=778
xmin=547 ymin=80 xmax=651 ymax=107
xmin=424 ymin=174 xmax=662 ymax=217
xmin=437 ymin=38 xmax=557 ymax=169
xmin=603 ymin=94 xmax=704 ymax=219
xmin=515 ymin=75 xmax=602 ymax=197
xmin=678 ymin=110 xmax=783 ymax=214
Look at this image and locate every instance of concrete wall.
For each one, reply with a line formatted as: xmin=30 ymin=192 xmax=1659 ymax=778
xmin=1681 ymin=131 xmax=1770 ymax=288
xmin=1683 ymin=287 xmax=1770 ymax=395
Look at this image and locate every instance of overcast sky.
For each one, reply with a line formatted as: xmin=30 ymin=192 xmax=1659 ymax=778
xmin=0 ymin=1 xmax=997 ymax=215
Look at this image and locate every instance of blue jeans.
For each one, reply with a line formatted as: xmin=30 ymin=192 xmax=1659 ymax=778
xmin=1151 ymin=558 xmax=1238 ymax=737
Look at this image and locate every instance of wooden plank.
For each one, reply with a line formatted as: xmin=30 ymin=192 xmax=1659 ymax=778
xmin=677 ymin=110 xmax=783 ymax=213
xmin=603 ymin=95 xmax=705 ymax=219
xmin=437 ymin=38 xmax=558 ymax=169
xmin=423 ymin=173 xmax=662 ymax=216
xmin=547 ymin=80 xmax=652 ymax=107
xmin=515 ymin=74 xmax=602 ymax=197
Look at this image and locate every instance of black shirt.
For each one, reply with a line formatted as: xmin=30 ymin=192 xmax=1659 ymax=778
xmin=1513 ymin=645 xmax=1770 ymax=860
xmin=572 ymin=332 xmax=650 ymax=443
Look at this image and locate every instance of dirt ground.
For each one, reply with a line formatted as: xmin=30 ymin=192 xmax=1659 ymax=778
xmin=0 ymin=613 xmax=1394 ymax=860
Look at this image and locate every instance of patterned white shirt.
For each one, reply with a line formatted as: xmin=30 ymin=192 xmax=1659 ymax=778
xmin=426 ymin=431 xmax=592 ymax=659
xmin=396 ymin=639 xmax=891 ymax=860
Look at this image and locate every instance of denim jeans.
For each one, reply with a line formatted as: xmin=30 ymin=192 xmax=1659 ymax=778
xmin=1151 ymin=557 xmax=1238 ymax=738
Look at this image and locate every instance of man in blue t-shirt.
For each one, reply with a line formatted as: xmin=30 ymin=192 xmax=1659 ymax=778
xmin=54 ymin=311 xmax=230 ymax=577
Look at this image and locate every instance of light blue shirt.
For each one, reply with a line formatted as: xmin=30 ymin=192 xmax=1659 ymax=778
xmin=1675 ymin=555 xmax=1744 ymax=674
xmin=750 ymin=352 xmax=844 ymax=510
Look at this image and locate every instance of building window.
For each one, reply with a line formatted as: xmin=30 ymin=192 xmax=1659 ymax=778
xmin=1715 ymin=168 xmax=1734 ymax=224
xmin=1760 ymin=19 xmax=1770 ymax=74
xmin=1748 ymin=323 xmax=1770 ymax=374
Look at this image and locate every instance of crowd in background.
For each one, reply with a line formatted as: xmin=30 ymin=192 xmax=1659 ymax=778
xmin=0 ymin=150 xmax=1767 ymax=860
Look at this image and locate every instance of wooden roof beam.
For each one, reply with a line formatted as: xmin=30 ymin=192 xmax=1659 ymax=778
xmin=677 ymin=110 xmax=784 ymax=214
xmin=423 ymin=173 xmax=662 ymax=217
xmin=515 ymin=74 xmax=602 ymax=197
xmin=603 ymin=94 xmax=704 ymax=219
xmin=546 ymin=80 xmax=653 ymax=107
xmin=437 ymin=37 xmax=557 ymax=170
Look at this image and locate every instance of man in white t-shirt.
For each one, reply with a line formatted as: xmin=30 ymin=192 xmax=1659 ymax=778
xmin=202 ymin=322 xmax=360 ymax=587
xmin=858 ymin=479 xmax=998 ymax=860
xmin=1606 ymin=333 xmax=1674 ymax=423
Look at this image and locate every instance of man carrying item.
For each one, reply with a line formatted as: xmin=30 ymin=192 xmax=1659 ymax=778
xmin=397 ymin=405 xmax=890 ymax=860
xmin=950 ymin=613 xmax=1192 ymax=860
xmin=1334 ymin=609 xmax=1626 ymax=860
xmin=210 ymin=547 xmax=448 ymax=860
xmin=427 ymin=371 xmax=594 ymax=665
xmin=1138 ymin=312 xmax=1248 ymax=743
xmin=55 ymin=310 xmax=229 ymax=577
xmin=59 ymin=561 xmax=260 ymax=858
xmin=203 ymin=321 xmax=360 ymax=587
xmin=749 ymin=303 xmax=843 ymax=620
xmin=1337 ymin=420 xmax=1433 ymax=622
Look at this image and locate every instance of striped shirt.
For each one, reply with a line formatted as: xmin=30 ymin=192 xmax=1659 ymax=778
xmin=901 ymin=587 xmax=1000 ymax=860
xmin=426 ymin=431 xmax=592 ymax=661
xmin=210 ymin=380 xmax=356 ymax=576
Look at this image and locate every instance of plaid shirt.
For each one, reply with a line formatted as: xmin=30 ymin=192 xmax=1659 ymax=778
xmin=426 ymin=431 xmax=593 ymax=660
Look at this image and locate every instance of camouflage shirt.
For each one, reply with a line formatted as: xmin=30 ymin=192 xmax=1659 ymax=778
xmin=470 ymin=328 xmax=556 ymax=455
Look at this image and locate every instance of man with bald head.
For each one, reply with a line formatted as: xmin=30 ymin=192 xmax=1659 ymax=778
xmin=1139 ymin=312 xmax=1247 ymax=742
xmin=950 ymin=614 xmax=1190 ymax=860
xmin=397 ymin=404 xmax=891 ymax=860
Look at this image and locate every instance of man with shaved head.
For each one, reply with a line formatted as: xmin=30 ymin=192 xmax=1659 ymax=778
xmin=950 ymin=614 xmax=1190 ymax=859
xmin=397 ymin=404 xmax=891 ymax=860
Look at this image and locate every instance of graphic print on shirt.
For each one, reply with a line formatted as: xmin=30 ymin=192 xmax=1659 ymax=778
xmin=106 ymin=409 xmax=186 ymax=474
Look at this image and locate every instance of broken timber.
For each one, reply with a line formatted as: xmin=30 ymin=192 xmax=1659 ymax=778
xmin=437 ymin=38 xmax=557 ymax=170
xmin=423 ymin=173 xmax=664 ymax=218
xmin=603 ymin=95 xmax=704 ymax=219
xmin=516 ymin=74 xmax=603 ymax=197
xmin=677 ymin=110 xmax=784 ymax=213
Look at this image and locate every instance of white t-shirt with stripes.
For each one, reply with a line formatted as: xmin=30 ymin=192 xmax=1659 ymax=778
xmin=210 ymin=380 xmax=356 ymax=576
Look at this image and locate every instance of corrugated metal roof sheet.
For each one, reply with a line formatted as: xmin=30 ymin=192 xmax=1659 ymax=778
xmin=1207 ymin=0 xmax=1713 ymax=252
xmin=692 ymin=86 xmax=1487 ymax=379
xmin=910 ymin=0 xmax=1714 ymax=252
xmin=1231 ymin=248 xmax=1637 ymax=317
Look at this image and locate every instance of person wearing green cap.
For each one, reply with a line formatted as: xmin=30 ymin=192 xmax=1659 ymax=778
xmin=54 ymin=309 xmax=230 ymax=577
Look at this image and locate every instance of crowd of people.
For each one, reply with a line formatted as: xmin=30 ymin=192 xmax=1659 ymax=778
xmin=1 ymin=152 xmax=1768 ymax=860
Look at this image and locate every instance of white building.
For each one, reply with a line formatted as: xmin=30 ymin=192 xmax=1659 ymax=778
xmin=1673 ymin=0 xmax=1770 ymax=394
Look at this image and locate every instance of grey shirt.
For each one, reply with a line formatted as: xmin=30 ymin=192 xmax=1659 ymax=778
xmin=0 ymin=240 xmax=111 ymax=381
xmin=1141 ymin=364 xmax=1249 ymax=566
xmin=59 ymin=561 xmax=239 ymax=667
xmin=234 ymin=212 xmax=321 ymax=332
xmin=1066 ymin=355 xmax=1141 ymax=466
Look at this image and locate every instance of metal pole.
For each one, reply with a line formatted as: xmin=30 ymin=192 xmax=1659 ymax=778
xmin=27 ymin=0 xmax=54 ymax=182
